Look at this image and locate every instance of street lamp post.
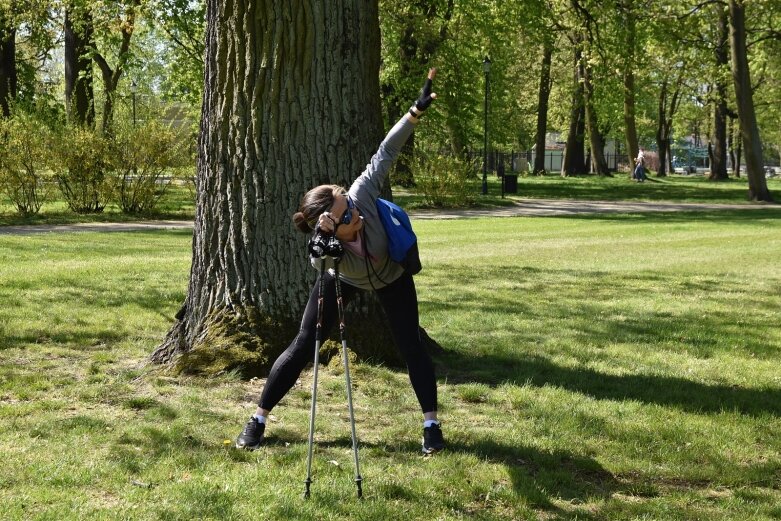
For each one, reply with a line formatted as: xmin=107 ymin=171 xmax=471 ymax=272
xmin=482 ymin=56 xmax=491 ymax=195
xmin=130 ymin=80 xmax=137 ymax=127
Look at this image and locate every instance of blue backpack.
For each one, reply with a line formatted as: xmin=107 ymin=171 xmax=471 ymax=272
xmin=376 ymin=198 xmax=422 ymax=275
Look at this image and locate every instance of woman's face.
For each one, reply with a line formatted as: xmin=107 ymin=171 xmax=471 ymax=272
xmin=327 ymin=193 xmax=363 ymax=242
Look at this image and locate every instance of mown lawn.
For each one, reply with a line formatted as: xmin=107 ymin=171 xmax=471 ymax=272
xmin=1 ymin=209 xmax=780 ymax=520
xmin=3 ymin=174 xmax=779 ymax=226
xmin=396 ymin=173 xmax=781 ymax=208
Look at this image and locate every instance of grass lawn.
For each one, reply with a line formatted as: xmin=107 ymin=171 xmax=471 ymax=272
xmin=1 ymin=209 xmax=780 ymax=519
xmin=2 ymin=174 xmax=779 ymax=227
xmin=395 ymin=173 xmax=781 ymax=209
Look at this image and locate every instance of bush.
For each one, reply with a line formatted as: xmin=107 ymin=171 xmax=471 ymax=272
xmin=51 ymin=126 xmax=112 ymax=214
xmin=0 ymin=112 xmax=54 ymax=216
xmin=413 ymin=153 xmax=478 ymax=207
xmin=108 ymin=119 xmax=191 ymax=213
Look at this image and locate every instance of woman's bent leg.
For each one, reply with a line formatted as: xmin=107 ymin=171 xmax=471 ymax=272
xmin=258 ymin=272 xmax=355 ymax=410
xmin=376 ymin=273 xmax=437 ymax=413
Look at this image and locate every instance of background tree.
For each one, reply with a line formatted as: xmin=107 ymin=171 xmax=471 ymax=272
xmin=65 ymin=0 xmax=95 ymax=126
xmin=91 ymin=0 xmax=141 ymax=134
xmin=152 ymin=0 xmax=413 ymax=373
xmin=729 ymin=0 xmax=771 ymax=201
xmin=0 ymin=3 xmax=16 ymax=117
xmin=150 ymin=0 xmax=205 ymax=110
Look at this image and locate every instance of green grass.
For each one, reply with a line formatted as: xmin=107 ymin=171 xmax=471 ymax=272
xmin=3 ymin=174 xmax=779 ymax=227
xmin=1 ymin=210 xmax=781 ymax=519
xmin=395 ymin=173 xmax=781 ymax=209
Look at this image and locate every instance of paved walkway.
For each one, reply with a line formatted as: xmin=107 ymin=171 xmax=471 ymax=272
xmin=411 ymin=198 xmax=780 ymax=219
xmin=0 ymin=199 xmax=778 ymax=235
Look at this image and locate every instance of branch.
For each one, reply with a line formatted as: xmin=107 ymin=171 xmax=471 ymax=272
xmin=677 ymin=0 xmax=727 ymax=20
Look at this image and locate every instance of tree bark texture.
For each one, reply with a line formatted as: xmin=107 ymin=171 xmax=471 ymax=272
xmin=621 ymin=5 xmax=638 ymax=167
xmin=710 ymin=6 xmax=729 ymax=180
xmin=152 ymin=0 xmax=405 ymax=374
xmin=728 ymin=0 xmax=772 ymax=201
xmin=0 ymin=18 xmax=15 ymax=118
xmin=533 ymin=41 xmax=552 ymax=175
xmin=562 ymin=43 xmax=586 ymax=176
xmin=64 ymin=5 xmax=95 ymax=127
xmin=582 ymin=59 xmax=609 ymax=175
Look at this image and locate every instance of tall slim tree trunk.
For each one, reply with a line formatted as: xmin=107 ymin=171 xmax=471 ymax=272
xmin=533 ymin=41 xmax=553 ymax=175
xmin=655 ymin=80 xmax=668 ymax=177
xmin=64 ymin=5 xmax=95 ymax=126
xmin=582 ymin=59 xmax=609 ymax=175
xmin=622 ymin=4 xmax=639 ymax=167
xmin=729 ymin=0 xmax=772 ymax=201
xmin=710 ymin=6 xmax=729 ymax=180
xmin=562 ymin=42 xmax=586 ymax=176
xmin=0 ymin=19 xmax=15 ymax=118
xmin=152 ymin=0 xmax=404 ymax=374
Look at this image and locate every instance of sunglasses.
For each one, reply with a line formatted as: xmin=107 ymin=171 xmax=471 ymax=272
xmin=339 ymin=196 xmax=355 ymax=226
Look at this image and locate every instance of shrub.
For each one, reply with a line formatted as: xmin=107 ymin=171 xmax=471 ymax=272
xmin=108 ymin=119 xmax=191 ymax=213
xmin=0 ymin=112 xmax=54 ymax=216
xmin=51 ymin=126 xmax=112 ymax=214
xmin=412 ymin=153 xmax=478 ymax=207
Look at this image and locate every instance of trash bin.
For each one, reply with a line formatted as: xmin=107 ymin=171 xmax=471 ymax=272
xmin=504 ymin=174 xmax=518 ymax=194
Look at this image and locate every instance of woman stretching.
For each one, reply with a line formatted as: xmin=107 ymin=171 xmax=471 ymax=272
xmin=235 ymin=69 xmax=444 ymax=455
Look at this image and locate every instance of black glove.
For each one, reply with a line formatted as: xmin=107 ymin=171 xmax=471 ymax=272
xmin=308 ymin=228 xmax=344 ymax=258
xmin=410 ymin=69 xmax=437 ymax=118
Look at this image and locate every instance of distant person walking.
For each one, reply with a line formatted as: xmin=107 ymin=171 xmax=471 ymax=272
xmin=633 ymin=147 xmax=647 ymax=182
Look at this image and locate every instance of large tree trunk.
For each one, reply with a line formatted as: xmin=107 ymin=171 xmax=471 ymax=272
xmin=533 ymin=41 xmax=553 ymax=175
xmin=710 ymin=6 xmax=729 ymax=180
xmin=152 ymin=0 xmax=406 ymax=375
xmin=64 ymin=4 xmax=95 ymax=127
xmin=562 ymin=42 xmax=586 ymax=176
xmin=729 ymin=0 xmax=772 ymax=201
xmin=0 ymin=16 xmax=15 ymax=118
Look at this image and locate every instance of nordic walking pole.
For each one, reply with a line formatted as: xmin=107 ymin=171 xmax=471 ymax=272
xmin=333 ymin=258 xmax=363 ymax=498
xmin=303 ymin=258 xmax=327 ymax=500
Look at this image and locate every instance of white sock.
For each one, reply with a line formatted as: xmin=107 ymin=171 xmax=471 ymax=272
xmin=252 ymin=414 xmax=267 ymax=424
xmin=423 ymin=420 xmax=439 ymax=428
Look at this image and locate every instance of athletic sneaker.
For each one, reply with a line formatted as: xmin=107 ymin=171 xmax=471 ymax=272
xmin=422 ymin=423 xmax=445 ymax=454
xmin=235 ymin=416 xmax=265 ymax=450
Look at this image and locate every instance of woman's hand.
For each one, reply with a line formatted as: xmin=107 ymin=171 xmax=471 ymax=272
xmin=316 ymin=212 xmax=336 ymax=235
xmin=410 ymin=68 xmax=437 ymax=117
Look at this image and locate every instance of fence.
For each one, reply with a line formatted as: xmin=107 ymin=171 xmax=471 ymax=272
xmin=467 ymin=149 xmax=631 ymax=175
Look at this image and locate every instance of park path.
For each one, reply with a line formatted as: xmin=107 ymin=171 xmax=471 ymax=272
xmin=0 ymin=199 xmax=778 ymax=235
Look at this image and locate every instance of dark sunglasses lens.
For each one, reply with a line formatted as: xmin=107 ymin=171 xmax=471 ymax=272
xmin=342 ymin=197 xmax=354 ymax=225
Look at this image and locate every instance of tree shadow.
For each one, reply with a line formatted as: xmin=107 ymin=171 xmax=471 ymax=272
xmin=439 ymin=351 xmax=781 ymax=417
xmin=549 ymin=208 xmax=781 ymax=223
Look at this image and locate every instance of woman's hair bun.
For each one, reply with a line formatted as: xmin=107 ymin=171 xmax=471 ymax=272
xmin=293 ymin=211 xmax=312 ymax=233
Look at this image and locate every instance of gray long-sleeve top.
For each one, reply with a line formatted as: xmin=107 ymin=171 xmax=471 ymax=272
xmin=311 ymin=115 xmax=416 ymax=290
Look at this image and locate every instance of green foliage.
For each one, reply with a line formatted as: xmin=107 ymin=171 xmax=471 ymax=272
xmin=108 ymin=118 xmax=191 ymax=213
xmin=51 ymin=125 xmax=113 ymax=214
xmin=411 ymin=153 xmax=479 ymax=207
xmin=0 ymin=110 xmax=54 ymax=216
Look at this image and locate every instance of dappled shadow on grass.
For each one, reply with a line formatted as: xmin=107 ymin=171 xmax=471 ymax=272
xmin=423 ymin=265 xmax=779 ymax=361
xmin=439 ymin=351 xmax=781 ymax=417
xmin=0 ymin=329 xmax=129 ymax=352
xmin=515 ymin=175 xmax=758 ymax=203
xmin=548 ymin=208 xmax=781 ymax=224
xmin=423 ymin=263 xmax=781 ymax=416
xmin=449 ymin=438 xmax=620 ymax=515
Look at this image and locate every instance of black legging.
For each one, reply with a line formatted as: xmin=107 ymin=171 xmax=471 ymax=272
xmin=259 ymin=271 xmax=437 ymax=413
